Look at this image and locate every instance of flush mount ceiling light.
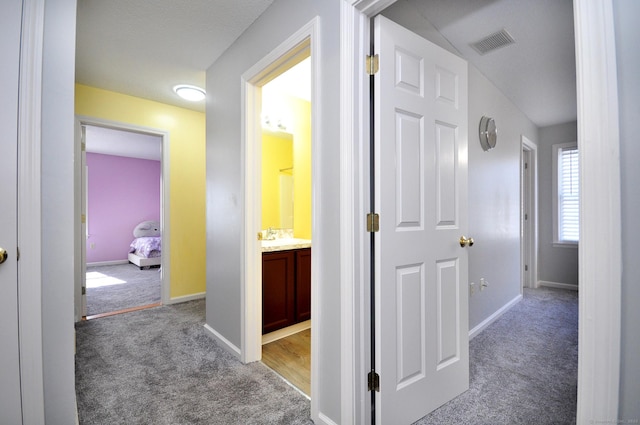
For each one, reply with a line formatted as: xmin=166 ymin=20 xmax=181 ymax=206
xmin=173 ymin=84 xmax=206 ymax=101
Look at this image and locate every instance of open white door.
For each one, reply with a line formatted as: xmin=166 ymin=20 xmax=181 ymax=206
xmin=374 ymin=15 xmax=469 ymax=424
xmin=0 ymin=1 xmax=24 ymax=422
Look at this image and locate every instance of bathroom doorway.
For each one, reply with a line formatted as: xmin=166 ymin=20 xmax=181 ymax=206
xmin=259 ymin=56 xmax=313 ymax=396
xmin=240 ymin=22 xmax=318 ymax=398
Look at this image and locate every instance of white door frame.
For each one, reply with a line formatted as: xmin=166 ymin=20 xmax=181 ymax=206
xmin=240 ymin=16 xmax=320 ymax=416
xmin=521 ymin=136 xmax=538 ymax=290
xmin=74 ymin=116 xmax=171 ymax=321
xmin=342 ymin=0 xmax=622 ymax=423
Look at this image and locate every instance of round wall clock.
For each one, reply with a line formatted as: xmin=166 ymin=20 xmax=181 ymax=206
xmin=479 ymin=116 xmax=497 ymax=151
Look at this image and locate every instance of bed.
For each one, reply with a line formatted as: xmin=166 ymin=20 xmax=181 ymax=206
xmin=128 ymin=221 xmax=162 ymax=269
xmin=128 ymin=236 xmax=161 ymax=269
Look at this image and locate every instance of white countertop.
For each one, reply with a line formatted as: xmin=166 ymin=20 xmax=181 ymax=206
xmin=261 ymin=238 xmax=312 ymax=252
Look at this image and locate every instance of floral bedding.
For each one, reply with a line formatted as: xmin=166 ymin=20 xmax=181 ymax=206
xmin=129 ymin=236 xmax=161 ymax=258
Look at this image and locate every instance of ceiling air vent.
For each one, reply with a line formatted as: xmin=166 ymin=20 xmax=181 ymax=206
xmin=470 ymin=29 xmax=515 ymax=55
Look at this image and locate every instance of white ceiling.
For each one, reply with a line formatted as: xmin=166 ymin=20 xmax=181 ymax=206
xmin=75 ymin=0 xmax=274 ymax=113
xmin=76 ymin=0 xmax=576 ymax=132
xmin=398 ymin=0 xmax=576 ymax=127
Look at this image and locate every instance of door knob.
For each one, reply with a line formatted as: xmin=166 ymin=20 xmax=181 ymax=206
xmin=459 ymin=236 xmax=474 ymax=247
xmin=0 ymin=247 xmax=7 ymax=264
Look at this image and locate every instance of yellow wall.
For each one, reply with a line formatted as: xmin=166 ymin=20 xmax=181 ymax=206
xmin=261 ymin=132 xmax=293 ymax=229
xmin=75 ymin=84 xmax=206 ymax=299
xmin=260 ymin=95 xmax=312 ymax=239
xmin=290 ymin=97 xmax=312 ymax=239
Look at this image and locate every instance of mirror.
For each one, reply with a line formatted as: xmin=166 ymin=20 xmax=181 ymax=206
xmin=262 ymin=129 xmax=294 ymax=230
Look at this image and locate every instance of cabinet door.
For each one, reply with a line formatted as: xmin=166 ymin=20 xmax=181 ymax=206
xmin=262 ymin=251 xmax=295 ymax=334
xmin=295 ymin=248 xmax=312 ymax=322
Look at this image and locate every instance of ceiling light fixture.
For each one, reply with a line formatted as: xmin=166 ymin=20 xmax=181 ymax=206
xmin=173 ymin=84 xmax=206 ymax=101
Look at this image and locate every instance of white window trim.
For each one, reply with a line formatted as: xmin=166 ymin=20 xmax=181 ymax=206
xmin=552 ymin=141 xmax=579 ymax=248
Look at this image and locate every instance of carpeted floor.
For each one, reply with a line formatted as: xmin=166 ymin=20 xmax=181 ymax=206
xmin=86 ymin=263 xmax=161 ymax=316
xmin=75 ymin=300 xmax=313 ymax=425
xmin=414 ymin=287 xmax=578 ymax=425
xmin=75 ymin=287 xmax=577 ymax=424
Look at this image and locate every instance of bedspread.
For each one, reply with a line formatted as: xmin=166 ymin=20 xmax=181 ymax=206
xmin=129 ymin=236 xmax=161 ymax=258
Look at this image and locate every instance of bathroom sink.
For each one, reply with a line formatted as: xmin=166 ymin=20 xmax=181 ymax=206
xmin=261 ymin=238 xmax=311 ymax=252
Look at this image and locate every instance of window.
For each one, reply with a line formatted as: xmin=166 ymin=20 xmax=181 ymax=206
xmin=553 ymin=142 xmax=579 ymax=245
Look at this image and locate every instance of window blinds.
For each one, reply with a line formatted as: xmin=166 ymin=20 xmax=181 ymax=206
xmin=558 ymin=146 xmax=579 ymax=242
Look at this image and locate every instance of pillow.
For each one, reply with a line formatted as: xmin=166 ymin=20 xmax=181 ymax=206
xmin=133 ymin=220 xmax=161 ymax=238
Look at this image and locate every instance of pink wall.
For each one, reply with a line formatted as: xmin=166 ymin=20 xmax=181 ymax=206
xmin=86 ymin=153 xmax=160 ymax=263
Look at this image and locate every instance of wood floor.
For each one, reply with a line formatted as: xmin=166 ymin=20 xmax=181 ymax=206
xmin=261 ymin=329 xmax=310 ymax=396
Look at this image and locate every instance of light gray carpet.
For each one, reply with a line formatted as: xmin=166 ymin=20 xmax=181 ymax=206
xmin=75 ymin=300 xmax=312 ymax=425
xmin=414 ymin=287 xmax=578 ymax=425
xmin=76 ymin=287 xmax=576 ymax=424
xmin=86 ymin=263 xmax=161 ymax=316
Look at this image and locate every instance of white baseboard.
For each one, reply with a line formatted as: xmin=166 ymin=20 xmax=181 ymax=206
xmin=469 ymin=294 xmax=523 ymax=340
xmin=538 ymin=280 xmax=578 ymax=291
xmin=166 ymin=292 xmax=206 ymax=305
xmin=203 ymin=324 xmax=241 ymax=360
xmin=317 ymin=412 xmax=339 ymax=425
xmin=262 ymin=320 xmax=311 ymax=345
xmin=86 ymin=260 xmax=128 ymax=267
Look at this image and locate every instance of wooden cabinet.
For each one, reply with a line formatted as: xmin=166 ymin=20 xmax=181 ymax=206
xmin=262 ymin=248 xmax=311 ymax=334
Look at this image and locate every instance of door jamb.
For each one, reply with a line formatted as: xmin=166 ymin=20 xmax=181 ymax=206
xmin=520 ymin=135 xmax=538 ymax=290
xmin=345 ymin=0 xmax=622 ymax=423
xmin=74 ymin=116 xmax=171 ymax=321
xmin=240 ymin=16 xmax=319 ymax=418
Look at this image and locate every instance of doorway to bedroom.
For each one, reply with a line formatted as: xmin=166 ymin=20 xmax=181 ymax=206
xmin=81 ymin=123 xmax=165 ymax=319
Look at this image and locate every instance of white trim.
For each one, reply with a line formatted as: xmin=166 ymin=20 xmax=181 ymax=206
xmin=469 ymin=294 xmax=523 ymax=340
xmin=317 ymin=412 xmax=340 ymax=425
xmin=168 ymin=292 xmax=205 ymax=304
xmin=86 ymin=260 xmax=129 ymax=267
xmin=74 ymin=116 xmax=171 ymax=321
xmin=339 ymin=3 xmax=361 ymax=424
xmin=539 ymin=281 xmax=579 ymax=291
xmin=240 ymin=18 xmax=321 ymax=421
xmin=261 ymin=320 xmax=311 ymax=345
xmin=241 ymin=18 xmax=317 ymax=363
xmin=17 ymin=0 xmax=46 ymax=422
xmin=574 ymin=0 xmax=621 ymax=422
xmin=203 ymin=324 xmax=241 ymax=360
xmin=520 ymin=136 xmax=538 ymax=290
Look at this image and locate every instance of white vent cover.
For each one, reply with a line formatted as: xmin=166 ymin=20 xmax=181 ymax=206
xmin=470 ymin=29 xmax=515 ymax=55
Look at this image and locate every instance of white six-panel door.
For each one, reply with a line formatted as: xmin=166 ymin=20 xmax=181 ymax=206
xmin=0 ymin=1 xmax=24 ymax=423
xmin=374 ymin=15 xmax=469 ymax=424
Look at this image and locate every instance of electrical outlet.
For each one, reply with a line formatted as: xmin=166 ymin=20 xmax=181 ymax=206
xmin=90 ymin=243 xmax=95 ymax=249
xmin=469 ymin=282 xmax=476 ymax=296
xmin=480 ymin=278 xmax=488 ymax=291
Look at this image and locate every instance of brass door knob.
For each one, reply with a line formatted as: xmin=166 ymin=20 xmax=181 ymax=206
xmin=0 ymin=247 xmax=7 ymax=264
xmin=459 ymin=236 xmax=474 ymax=248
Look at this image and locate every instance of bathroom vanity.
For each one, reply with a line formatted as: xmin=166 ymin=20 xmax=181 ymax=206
xmin=261 ymin=239 xmax=311 ymax=334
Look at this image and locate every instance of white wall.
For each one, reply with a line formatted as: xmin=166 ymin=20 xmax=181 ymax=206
xmin=613 ymin=0 xmax=640 ymax=419
xmin=382 ymin=2 xmax=538 ymax=330
xmin=41 ymin=0 xmax=77 ymax=421
xmin=537 ymin=122 xmax=579 ymax=287
xmin=205 ymin=0 xmax=343 ymax=421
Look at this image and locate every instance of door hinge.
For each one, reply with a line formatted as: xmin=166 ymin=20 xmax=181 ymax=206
xmin=525 ymin=213 xmax=528 ymax=220
xmin=368 ymin=370 xmax=380 ymax=392
xmin=367 ymin=213 xmax=380 ymax=233
xmin=82 ymin=286 xmax=86 ymax=295
xmin=81 ymin=141 xmax=86 ymax=152
xmin=366 ymin=54 xmax=379 ymax=75
xmin=525 ymin=264 xmax=529 ymax=271
xmin=16 ymin=246 xmax=20 ymax=261
xmin=525 ymin=162 xmax=528 ymax=169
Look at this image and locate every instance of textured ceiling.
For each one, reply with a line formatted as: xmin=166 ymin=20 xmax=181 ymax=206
xmin=75 ymin=0 xmax=274 ymax=113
